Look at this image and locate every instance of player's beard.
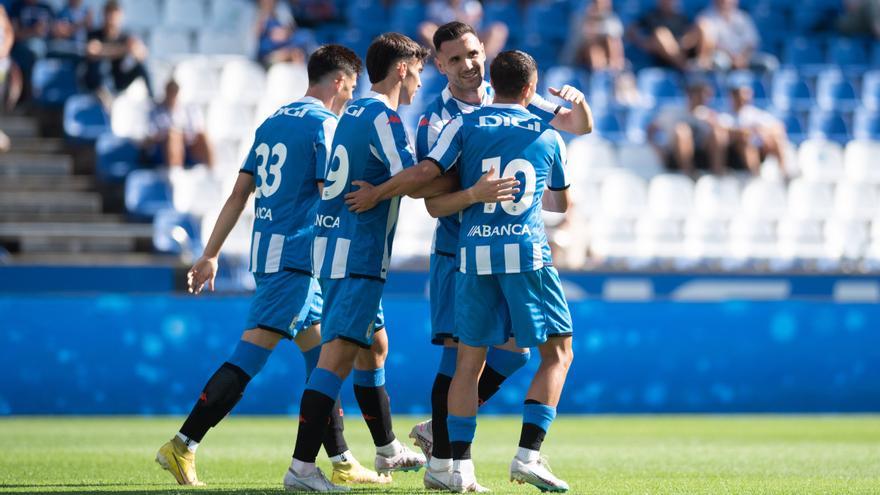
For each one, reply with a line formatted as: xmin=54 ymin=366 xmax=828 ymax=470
xmin=455 ymin=68 xmax=483 ymax=92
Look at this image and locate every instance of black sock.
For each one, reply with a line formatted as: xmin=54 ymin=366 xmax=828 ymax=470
xmin=293 ymin=389 xmax=337 ymax=463
xmin=518 ymin=399 xmax=548 ymax=451
xmin=353 ymin=384 xmax=395 ymax=447
xmin=322 ymin=397 xmax=348 ymax=458
xmin=430 ymin=373 xmax=453 ymax=459
xmin=179 ymin=362 xmax=250 ymax=442
xmin=477 ymin=366 xmax=507 ymax=406
xmin=451 ymin=441 xmax=472 ymax=460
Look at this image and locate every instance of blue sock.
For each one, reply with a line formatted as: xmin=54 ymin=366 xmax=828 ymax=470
xmin=486 ymin=347 xmax=530 ymax=377
xmin=305 ymin=368 xmax=343 ymax=399
xmin=447 ymin=415 xmax=477 ymax=460
xmin=437 ymin=347 xmax=458 ymax=378
xmin=227 ymin=340 xmax=272 ymax=378
xmin=302 ymin=346 xmax=321 ymax=380
xmin=353 ymin=368 xmax=386 ymax=387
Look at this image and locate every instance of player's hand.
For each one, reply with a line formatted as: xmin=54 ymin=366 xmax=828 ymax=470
xmin=549 ymin=85 xmax=585 ymax=105
xmin=467 ymin=167 xmax=519 ymax=204
xmin=345 ymin=181 xmax=378 ymax=213
xmin=187 ymin=256 xmax=218 ymax=295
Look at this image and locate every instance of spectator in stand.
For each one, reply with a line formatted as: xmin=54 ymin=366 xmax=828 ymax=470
xmin=723 ymin=81 xmax=788 ymax=177
xmin=695 ymin=0 xmax=777 ymax=71
xmin=256 ymin=0 xmax=315 ymax=66
xmin=836 ymin=0 xmax=880 ymax=38
xmin=1 ymin=4 xmax=23 ymax=111
xmin=565 ymin=0 xmax=626 ymax=71
xmin=50 ymin=0 xmax=92 ymax=56
xmin=626 ymin=0 xmax=707 ymax=71
xmin=648 ymin=79 xmax=729 ymax=176
xmin=8 ymin=0 xmax=54 ymax=99
xmin=418 ymin=0 xmax=508 ymax=59
xmin=289 ymin=0 xmax=340 ymax=28
xmin=143 ymin=78 xmax=214 ymax=170
xmin=83 ymin=0 xmax=152 ymax=101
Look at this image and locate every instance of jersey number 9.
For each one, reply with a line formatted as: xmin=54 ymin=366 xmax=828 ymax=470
xmin=323 ymin=144 xmax=350 ymax=200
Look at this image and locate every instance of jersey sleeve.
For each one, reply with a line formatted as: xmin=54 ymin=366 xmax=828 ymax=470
xmin=371 ymin=108 xmax=417 ymax=176
xmin=415 ymin=111 xmax=443 ymax=161
xmin=239 ymin=132 xmax=258 ymax=176
xmin=527 ymin=93 xmax=562 ymax=124
xmin=425 ymin=115 xmax=464 ymax=173
xmin=313 ymin=116 xmax=338 ymax=181
xmin=547 ymin=131 xmax=570 ymax=191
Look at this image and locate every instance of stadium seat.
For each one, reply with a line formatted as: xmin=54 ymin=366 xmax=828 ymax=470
xmin=148 ymin=27 xmax=192 ymax=60
xmin=808 ymin=110 xmax=851 ymax=144
xmin=572 ymin=180 xmax=602 ymax=220
xmin=645 ymin=174 xmax=694 ymax=220
xmin=783 ymin=37 xmax=825 ymax=74
xmin=218 ymin=58 xmax=266 ymax=105
xmin=772 ymin=109 xmax=807 ymax=144
xmin=207 ymin=100 xmax=256 ymax=142
xmin=740 ymin=178 xmax=787 ymax=220
xmin=771 ymin=69 xmax=813 ymax=112
xmin=625 ymin=107 xmax=655 ymax=143
xmin=392 ymin=197 xmax=435 ymax=267
xmin=834 ymin=181 xmax=879 ymax=220
xmin=174 ymin=57 xmax=221 ymax=105
xmin=635 ymin=215 xmax=684 ymax=261
xmin=110 ymin=93 xmax=152 ymax=141
xmin=541 ymin=66 xmax=589 ymax=99
xmin=169 ymin=166 xmax=225 ymax=216
xmin=589 ymin=215 xmax=643 ymax=264
xmin=692 ymin=175 xmax=740 ymax=220
xmin=30 ymin=59 xmax=78 ymax=107
xmin=162 ymin=0 xmax=207 ymax=30
xmin=862 ymin=70 xmax=880 ymax=112
xmin=152 ymin=208 xmax=203 ymax=255
xmin=265 ymin=63 xmax=309 ymax=106
xmin=815 ymin=69 xmax=859 ymax=112
xmin=346 ymin=0 xmax=389 ymax=36
xmin=592 ymin=110 xmax=626 ymax=143
xmin=120 ymin=0 xmax=161 ymax=32
xmin=824 ymin=218 xmax=869 ymax=261
xmin=565 ymin=135 xmax=619 ymax=181
xmin=202 ymin=204 xmax=254 ymax=258
xmin=796 ymin=138 xmax=844 ymax=182
xmin=599 ymin=170 xmax=648 ymax=219
xmin=63 ymin=94 xmax=111 ymax=142
xmin=197 ymin=28 xmax=253 ymax=57
xmin=843 ymin=139 xmax=880 ymax=183
xmin=617 ymin=143 xmax=663 ymax=180
xmin=124 ymin=169 xmax=173 ymax=218
xmin=637 ymin=68 xmax=683 ymax=107
xmin=210 ymin=0 xmax=257 ymax=31
xmin=826 ymin=37 xmax=869 ymax=72
xmin=852 ymin=108 xmax=880 ymax=140
xmin=777 ymin=216 xmax=829 ymax=262
xmin=683 ymin=215 xmax=731 ymax=262
xmin=523 ymin=0 xmax=570 ymax=43
xmin=95 ymin=133 xmax=141 ymax=183
xmin=785 ymin=178 xmax=834 ymax=220
xmin=726 ymin=70 xmax=770 ymax=108
xmin=389 ymin=0 xmax=424 ymax=39
xmin=729 ymin=216 xmax=780 ymax=264
xmin=587 ymin=70 xmax=615 ymax=110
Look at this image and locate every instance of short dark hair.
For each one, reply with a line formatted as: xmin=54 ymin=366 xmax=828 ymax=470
xmin=104 ymin=0 xmax=120 ymax=14
xmin=366 ymin=33 xmax=429 ymax=84
xmin=432 ymin=21 xmax=477 ymax=53
xmin=307 ymin=44 xmax=363 ymax=85
xmin=490 ymin=50 xmax=537 ymax=99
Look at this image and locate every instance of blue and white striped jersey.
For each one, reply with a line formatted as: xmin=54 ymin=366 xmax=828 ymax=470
xmin=427 ymin=103 xmax=569 ymax=275
xmin=240 ymin=96 xmax=337 ymax=274
xmin=415 ymin=81 xmax=560 ymax=256
xmin=312 ymin=92 xmax=417 ymax=280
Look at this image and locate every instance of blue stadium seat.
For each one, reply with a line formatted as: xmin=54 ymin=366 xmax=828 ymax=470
xmin=152 ymin=209 xmax=203 ymax=256
xmin=771 ymin=69 xmax=813 ymax=111
xmin=523 ymin=0 xmax=570 ymax=43
xmin=726 ymin=70 xmax=770 ymax=108
xmin=345 ymin=0 xmax=388 ymax=36
xmin=62 ymin=94 xmax=111 ymax=143
xmin=31 ymin=59 xmax=78 ymax=107
xmin=772 ymin=108 xmax=808 ymax=144
xmin=637 ymin=68 xmax=683 ymax=106
xmin=783 ymin=37 xmax=825 ymax=74
xmin=853 ymin=108 xmax=880 ymax=140
xmin=593 ymin=109 xmax=626 ymax=143
xmin=540 ymin=66 xmax=589 ymax=99
xmin=95 ymin=133 xmax=141 ymax=183
xmin=808 ymin=110 xmax=851 ymax=144
xmin=826 ymin=37 xmax=869 ymax=72
xmin=589 ymin=69 xmax=616 ymax=109
xmin=124 ymin=169 xmax=173 ymax=219
xmin=625 ymin=107 xmax=656 ymax=143
xmin=389 ymin=0 xmax=424 ymax=39
xmin=861 ymin=70 xmax=880 ymax=112
xmin=484 ymin=0 xmax=522 ymax=45
xmin=815 ymin=69 xmax=859 ymax=112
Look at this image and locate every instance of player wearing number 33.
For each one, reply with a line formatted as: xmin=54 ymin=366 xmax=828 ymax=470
xmin=344 ymin=49 xmax=575 ymax=492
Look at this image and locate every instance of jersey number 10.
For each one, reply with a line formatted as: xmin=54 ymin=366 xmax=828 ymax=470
xmin=481 ymin=156 xmax=536 ymax=216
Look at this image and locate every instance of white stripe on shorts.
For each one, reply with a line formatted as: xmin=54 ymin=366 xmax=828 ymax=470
xmin=330 ymin=238 xmax=350 ymax=278
xmin=250 ymin=231 xmax=261 ymax=272
xmin=264 ymin=234 xmax=284 ymax=273
xmin=532 ymin=243 xmax=544 ymax=271
xmin=312 ymin=236 xmax=327 ymax=276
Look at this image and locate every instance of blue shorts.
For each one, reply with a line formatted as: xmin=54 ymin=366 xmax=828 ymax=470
xmin=429 ymin=253 xmax=457 ymax=345
xmin=319 ymin=277 xmax=385 ymax=348
xmin=305 ymin=284 xmax=386 ymax=334
xmin=455 ymin=267 xmax=573 ymax=348
xmin=245 ymin=271 xmax=320 ymax=339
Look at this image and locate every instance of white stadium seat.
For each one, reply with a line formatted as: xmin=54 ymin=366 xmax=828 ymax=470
xmin=197 ymin=27 xmax=253 ymax=57
xmin=844 ymin=140 xmax=880 ymax=184
xmin=265 ymin=63 xmax=309 ymax=106
xmin=683 ymin=216 xmax=730 ymax=261
xmin=617 ymin=142 xmax=663 ymax=181
xmin=219 ymin=58 xmax=266 ymax=104
xmin=206 ymin=100 xmax=256 ymax=142
xmin=740 ymin=178 xmax=787 ymax=220
xmin=729 ymin=216 xmax=779 ymax=262
xmin=599 ymin=171 xmax=647 ymax=219
xmin=589 ymin=215 xmax=642 ymax=262
xmin=391 ymin=197 xmax=434 ymax=267
xmin=785 ymin=178 xmax=834 ymax=220
xmin=797 ymin=138 xmax=845 ymax=182
xmin=777 ymin=216 xmax=827 ymax=261
xmin=824 ymin=218 xmax=869 ymax=260
xmin=174 ymin=57 xmax=221 ymax=105
xmin=110 ymin=93 xmax=152 ymax=141
xmin=202 ymin=200 xmax=255 ymax=257
xmin=636 ymin=216 xmax=684 ymax=260
xmin=163 ymin=0 xmax=208 ymax=30
xmin=572 ymin=180 xmax=601 ymax=220
xmin=834 ymin=181 xmax=879 ymax=220
xmin=645 ymin=173 xmax=694 ymax=220
xmin=692 ymin=175 xmax=740 ymax=220
xmin=121 ymin=0 xmax=161 ymax=31
xmin=210 ymin=0 xmax=258 ymax=31
xmin=565 ymin=135 xmax=618 ymax=181
xmin=148 ymin=27 xmax=193 ymax=61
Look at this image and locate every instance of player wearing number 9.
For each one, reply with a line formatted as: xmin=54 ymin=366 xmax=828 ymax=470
xmin=344 ymin=50 xmax=574 ymax=492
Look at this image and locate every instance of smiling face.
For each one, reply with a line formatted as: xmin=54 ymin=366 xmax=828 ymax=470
xmin=436 ymin=32 xmax=486 ymax=93
xmin=398 ymin=57 xmax=424 ymax=106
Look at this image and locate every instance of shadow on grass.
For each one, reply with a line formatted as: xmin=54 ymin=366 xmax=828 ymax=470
xmin=0 ymin=485 xmax=435 ymax=494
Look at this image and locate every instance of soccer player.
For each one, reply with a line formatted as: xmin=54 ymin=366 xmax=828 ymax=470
xmin=407 ymin=21 xmax=591 ymax=490
xmin=155 ymin=45 xmax=388 ymax=487
xmin=282 ymin=33 xmax=434 ymax=492
xmin=345 ymin=50 xmax=575 ymax=492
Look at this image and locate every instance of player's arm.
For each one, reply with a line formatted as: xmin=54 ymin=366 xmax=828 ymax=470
xmin=547 ymin=85 xmax=593 ymax=135
xmin=424 ymin=167 xmax=520 ymax=218
xmin=188 ymin=172 xmax=254 ymax=294
xmin=542 ymin=187 xmax=570 ymax=213
xmin=542 ymin=130 xmax=571 ymax=214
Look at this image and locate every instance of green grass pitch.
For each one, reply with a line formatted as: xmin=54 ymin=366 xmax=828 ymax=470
xmin=1 ymin=415 xmax=879 ymax=494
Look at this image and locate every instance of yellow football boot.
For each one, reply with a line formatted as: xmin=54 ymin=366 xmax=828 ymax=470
xmin=155 ymin=437 xmax=206 ymax=486
xmin=331 ymin=454 xmax=392 ymax=485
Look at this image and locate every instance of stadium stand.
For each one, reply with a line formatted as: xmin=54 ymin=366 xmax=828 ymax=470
xmin=1 ymin=0 xmax=878 ymax=282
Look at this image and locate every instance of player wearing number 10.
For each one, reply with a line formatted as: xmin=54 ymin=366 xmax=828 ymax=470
xmin=155 ymin=45 xmax=389 ymax=487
